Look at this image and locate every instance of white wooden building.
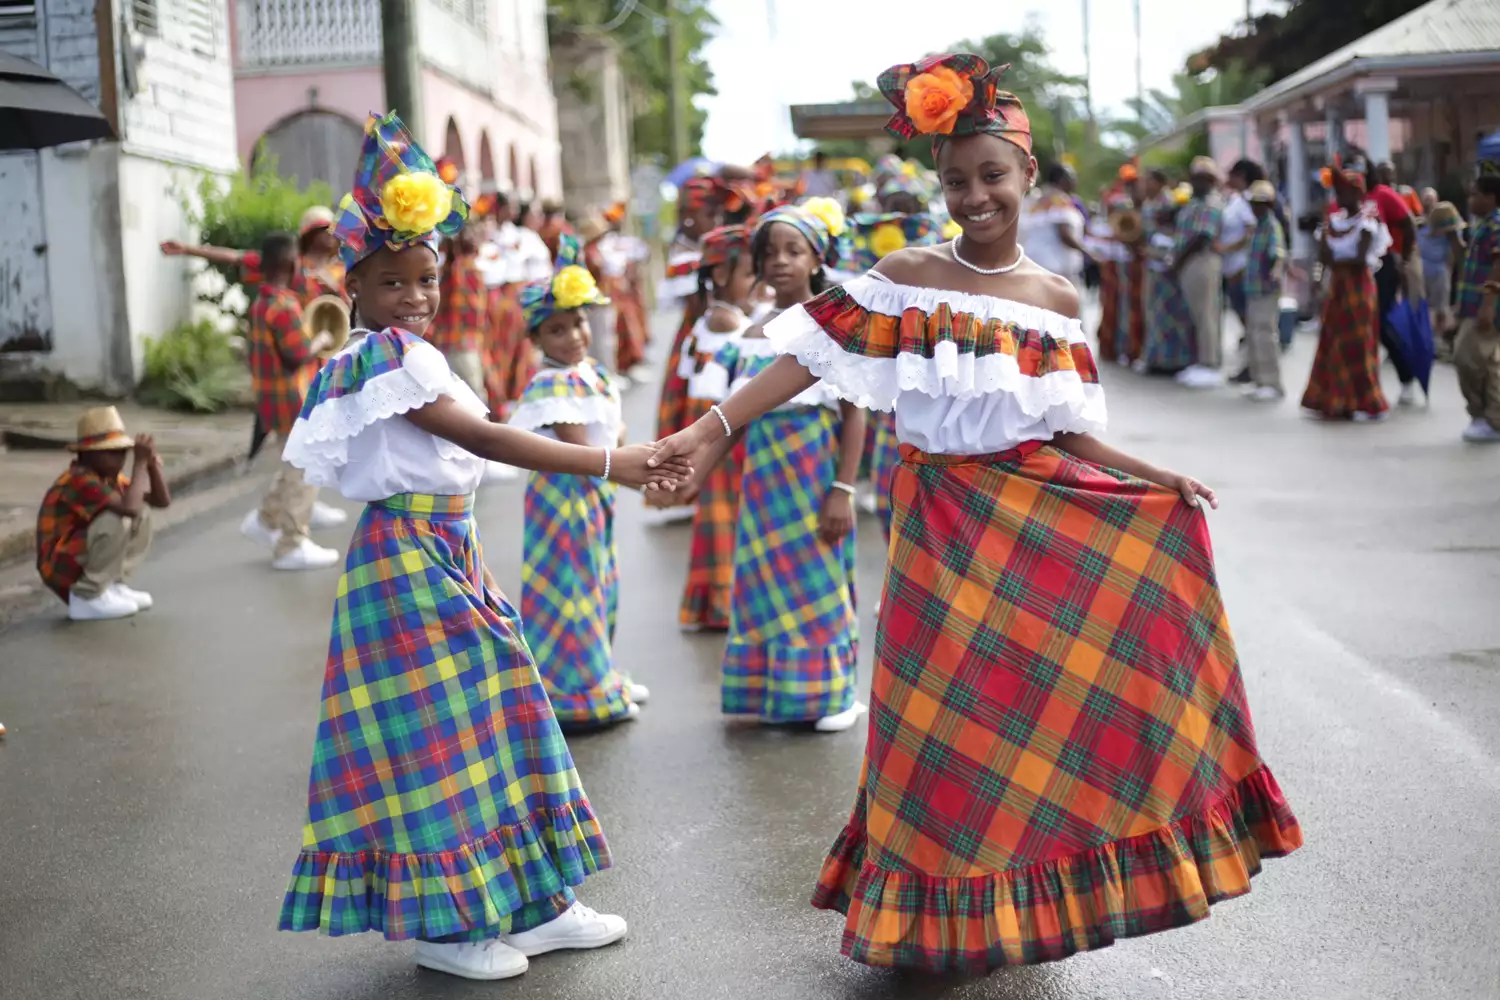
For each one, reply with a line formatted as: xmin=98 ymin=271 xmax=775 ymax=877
xmin=0 ymin=0 xmax=238 ymax=396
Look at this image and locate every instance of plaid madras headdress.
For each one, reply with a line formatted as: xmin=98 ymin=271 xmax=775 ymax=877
xmin=877 ymin=53 xmax=1031 ymax=155
xmin=756 ymin=198 xmax=850 ymax=269
xmin=679 ymin=175 xmax=724 ymax=212
xmin=699 ymin=224 xmax=753 ymax=270
xmin=848 ymin=211 xmax=940 ymax=271
xmin=519 ymin=233 xmax=609 ymax=330
xmin=332 ymin=112 xmax=469 ymax=271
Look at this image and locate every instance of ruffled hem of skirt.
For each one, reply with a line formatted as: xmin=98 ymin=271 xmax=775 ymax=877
xmin=279 ymin=800 xmax=610 ymax=940
xmin=810 ymin=765 xmax=1301 ymax=973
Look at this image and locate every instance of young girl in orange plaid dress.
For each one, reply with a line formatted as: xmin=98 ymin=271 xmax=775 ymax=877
xmin=655 ymin=177 xmax=724 ymax=441
xmin=651 ymin=55 xmax=1301 ymax=974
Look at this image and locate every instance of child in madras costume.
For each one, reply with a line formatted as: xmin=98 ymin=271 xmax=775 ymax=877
xmin=648 ymin=55 xmax=1300 ymax=972
xmin=690 ymin=203 xmax=867 ymax=732
xmin=509 ymin=235 xmax=651 ymax=729
xmin=655 ymin=175 xmax=726 ymax=440
xmin=672 ymin=224 xmax=759 ymax=630
xmin=277 ymin=111 xmax=690 ymax=982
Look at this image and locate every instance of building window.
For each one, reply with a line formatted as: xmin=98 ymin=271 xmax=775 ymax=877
xmin=0 ymin=0 xmax=37 ymax=23
xmin=432 ymin=0 xmax=486 ymax=31
xmin=132 ymin=0 xmax=159 ymax=36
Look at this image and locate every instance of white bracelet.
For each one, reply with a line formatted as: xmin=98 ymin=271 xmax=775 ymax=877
xmin=710 ymin=404 xmax=733 ymax=439
xmin=830 ymin=481 xmax=857 ymax=496
xmin=602 ymin=448 xmax=612 ymax=481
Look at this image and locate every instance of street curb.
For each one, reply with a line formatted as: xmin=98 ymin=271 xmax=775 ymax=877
xmin=0 ymin=447 xmax=246 ymax=567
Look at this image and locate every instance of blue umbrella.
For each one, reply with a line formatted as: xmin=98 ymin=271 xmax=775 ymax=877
xmin=665 ymin=156 xmax=719 ymax=188
xmin=1384 ymin=294 xmax=1435 ymax=395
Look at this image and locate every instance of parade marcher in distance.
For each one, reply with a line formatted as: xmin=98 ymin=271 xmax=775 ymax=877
xmin=276 ymin=111 xmax=691 ymax=982
xmin=1453 ymin=169 xmax=1500 ymax=443
xmin=648 ymin=53 xmax=1300 ymax=974
xmin=36 ymin=406 xmax=171 ymax=621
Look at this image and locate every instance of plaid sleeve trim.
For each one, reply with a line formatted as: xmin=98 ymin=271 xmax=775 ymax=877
xmin=764 ymin=274 xmax=1104 ymax=425
xmin=284 ymin=329 xmax=487 ymax=485
xmin=510 ymin=367 xmax=616 ymax=430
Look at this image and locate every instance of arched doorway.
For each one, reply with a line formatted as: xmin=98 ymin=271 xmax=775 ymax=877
xmin=253 ymin=110 xmax=364 ymax=192
xmin=478 ymin=130 xmax=496 ymax=188
xmin=443 ymin=116 xmax=466 ymax=172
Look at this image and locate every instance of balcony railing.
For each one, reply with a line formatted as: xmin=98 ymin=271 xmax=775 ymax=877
xmin=235 ymin=0 xmax=382 ymax=69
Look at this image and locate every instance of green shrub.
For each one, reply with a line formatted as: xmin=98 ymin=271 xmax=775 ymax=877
xmin=139 ymin=318 xmax=244 ymax=413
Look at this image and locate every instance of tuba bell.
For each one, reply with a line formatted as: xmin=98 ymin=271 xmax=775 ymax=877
xmin=304 ymin=294 xmax=351 ymax=359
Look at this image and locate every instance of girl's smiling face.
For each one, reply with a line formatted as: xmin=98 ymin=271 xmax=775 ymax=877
xmin=756 ymin=221 xmax=817 ymax=299
xmin=346 ymin=245 xmax=440 ymax=336
xmin=533 ymin=308 xmax=592 ymax=367
xmin=937 ymin=133 xmax=1035 ymax=247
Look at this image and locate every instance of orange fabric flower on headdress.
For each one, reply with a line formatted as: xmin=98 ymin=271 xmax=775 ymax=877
xmin=905 ymin=66 xmax=974 ymax=136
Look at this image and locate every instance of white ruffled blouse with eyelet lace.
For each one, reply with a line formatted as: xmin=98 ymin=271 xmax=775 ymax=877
xmin=281 ymin=328 xmax=489 ymax=502
xmin=763 ymin=271 xmax=1106 ymax=454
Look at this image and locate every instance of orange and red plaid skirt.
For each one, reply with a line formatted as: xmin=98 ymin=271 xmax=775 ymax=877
xmin=679 ymin=439 xmax=744 ymax=630
xmin=1124 ymin=255 xmax=1146 ymax=361
xmin=656 ymin=299 xmax=704 ymax=440
xmin=1300 ymin=266 xmax=1388 ymax=419
xmin=1095 ymin=261 xmax=1121 ymax=360
xmin=487 ymin=284 xmax=537 ymax=416
xmin=811 ymin=442 xmax=1301 ymax=972
xmin=612 ymin=282 xmax=649 ymax=373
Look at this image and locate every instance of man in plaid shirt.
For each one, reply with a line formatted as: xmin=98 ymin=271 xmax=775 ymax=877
xmin=1454 ymin=172 xmax=1500 ymax=442
xmin=1241 ymin=181 xmax=1286 ymax=400
xmin=430 ymin=227 xmax=488 ymax=395
xmin=239 ymin=232 xmax=341 ymax=570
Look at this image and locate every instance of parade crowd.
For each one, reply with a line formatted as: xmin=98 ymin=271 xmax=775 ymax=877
xmin=28 ymin=40 xmax=1500 ymax=986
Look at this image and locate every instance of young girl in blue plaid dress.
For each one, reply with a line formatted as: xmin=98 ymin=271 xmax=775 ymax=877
xmin=693 ymin=204 xmax=868 ymax=731
xmin=510 ymin=236 xmax=649 ymax=729
xmin=278 ymin=113 xmax=689 ymax=983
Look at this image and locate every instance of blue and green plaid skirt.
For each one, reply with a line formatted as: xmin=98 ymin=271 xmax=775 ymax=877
xmin=280 ymin=492 xmax=608 ymax=941
xmin=724 ymin=406 xmax=858 ymax=721
xmin=521 ymin=471 xmax=634 ymax=726
xmin=1144 ymin=269 xmax=1196 ymax=373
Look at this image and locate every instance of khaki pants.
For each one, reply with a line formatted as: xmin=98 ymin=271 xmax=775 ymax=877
xmin=74 ymin=509 xmax=154 ymax=599
xmin=1179 ymin=252 xmax=1224 ymax=369
xmin=1454 ymin=317 xmax=1500 ymax=427
xmin=445 ymin=349 xmax=486 ymax=397
xmin=1245 ymin=294 xmax=1282 ymax=392
xmin=259 ymin=461 xmax=317 ymax=558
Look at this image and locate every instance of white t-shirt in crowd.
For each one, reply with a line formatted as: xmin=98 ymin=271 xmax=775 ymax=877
xmin=1021 ymin=190 xmax=1085 ymax=280
xmin=1220 ymin=191 xmax=1257 ymax=276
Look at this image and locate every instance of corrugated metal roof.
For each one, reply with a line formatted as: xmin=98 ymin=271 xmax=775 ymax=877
xmin=1245 ymin=0 xmax=1500 ymax=111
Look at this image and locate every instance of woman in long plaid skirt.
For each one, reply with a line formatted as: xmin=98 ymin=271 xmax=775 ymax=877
xmin=650 ymin=57 xmax=1301 ymax=974
xmin=510 ymin=235 xmax=652 ymax=729
xmin=277 ymin=113 xmax=691 ymax=982
xmin=655 ymin=177 xmax=725 ymax=442
xmin=691 ymin=204 xmax=868 ymax=730
xmin=1300 ymin=169 xmax=1391 ymax=421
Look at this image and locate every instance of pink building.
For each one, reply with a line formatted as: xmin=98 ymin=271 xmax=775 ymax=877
xmin=230 ymin=0 xmax=561 ymax=200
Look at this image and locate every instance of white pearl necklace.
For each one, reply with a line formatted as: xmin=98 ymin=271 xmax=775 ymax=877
xmin=950 ymin=237 xmax=1026 ymax=275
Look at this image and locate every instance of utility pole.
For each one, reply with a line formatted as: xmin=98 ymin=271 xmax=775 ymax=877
xmin=665 ymin=0 xmax=690 ymax=164
xmin=381 ymin=0 xmax=422 ymax=143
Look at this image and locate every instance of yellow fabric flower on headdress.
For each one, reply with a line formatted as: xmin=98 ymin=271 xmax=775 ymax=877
xmin=551 ymin=265 xmax=599 ymax=311
xmin=801 ymin=197 xmax=846 ymax=239
xmin=941 ymin=219 xmax=962 ymax=240
xmin=870 ymin=222 xmax=907 ymax=259
xmin=1172 ymin=182 xmax=1193 ymax=206
xmin=380 ymin=172 xmax=453 ymax=235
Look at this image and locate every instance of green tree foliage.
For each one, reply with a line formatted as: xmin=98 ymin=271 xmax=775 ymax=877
xmin=1192 ymin=0 xmax=1431 ymax=83
xmin=138 ymin=318 xmax=245 ymax=413
xmin=1104 ymin=60 xmax=1269 ymax=176
xmin=548 ymin=0 xmax=718 ymax=161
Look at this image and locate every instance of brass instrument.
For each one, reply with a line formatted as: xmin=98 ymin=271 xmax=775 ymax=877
xmin=304 ymin=294 xmax=351 ymax=359
xmin=1109 ymin=207 xmax=1144 ymax=246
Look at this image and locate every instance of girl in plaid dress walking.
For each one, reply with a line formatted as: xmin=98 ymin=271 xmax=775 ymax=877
xmin=650 ymin=56 xmax=1301 ymax=973
xmin=1300 ymin=169 xmax=1391 ymax=421
xmin=510 ymin=235 xmax=651 ymax=728
xmin=691 ymin=204 xmax=868 ymax=730
xmin=278 ymin=113 xmax=690 ymax=982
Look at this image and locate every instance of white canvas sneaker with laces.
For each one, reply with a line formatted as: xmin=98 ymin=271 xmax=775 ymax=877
xmin=415 ymin=938 xmax=529 ymax=980
xmin=113 ymin=583 xmax=153 ymax=610
xmin=501 ymin=902 xmax=627 ymax=956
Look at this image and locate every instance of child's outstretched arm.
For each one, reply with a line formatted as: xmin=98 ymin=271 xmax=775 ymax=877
xmin=159 ymin=241 xmax=247 ymax=267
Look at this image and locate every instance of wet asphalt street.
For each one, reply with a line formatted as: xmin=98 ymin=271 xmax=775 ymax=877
xmin=3 ymin=322 xmax=1500 ymax=1000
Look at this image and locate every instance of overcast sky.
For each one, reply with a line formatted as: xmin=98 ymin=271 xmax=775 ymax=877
xmin=699 ymin=0 xmax=1281 ymax=162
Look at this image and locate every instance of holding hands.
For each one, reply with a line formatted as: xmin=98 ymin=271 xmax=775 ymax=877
xmin=612 ymin=442 xmax=692 ymax=491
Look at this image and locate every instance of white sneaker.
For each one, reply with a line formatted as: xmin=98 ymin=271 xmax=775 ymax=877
xmin=113 ymin=583 xmax=153 ymax=611
xmin=627 ymin=682 xmax=651 ymax=705
xmin=1397 ymin=383 xmax=1417 ymax=408
xmin=69 ymin=587 xmax=138 ymax=621
xmin=240 ymin=509 xmax=280 ymax=548
xmin=1250 ymin=386 xmax=1284 ymax=403
xmin=484 ymin=461 xmax=519 ymax=483
xmin=627 ymin=364 xmax=654 ymax=384
xmin=501 ymin=902 xmax=627 ymax=957
xmin=1131 ymin=359 xmax=1149 ymax=374
xmin=309 ymin=501 xmax=347 ymax=529
xmin=1462 ymin=418 xmax=1500 ymax=443
xmin=814 ymin=700 xmax=869 ymax=733
xmin=1352 ymin=410 xmax=1390 ymax=423
xmin=856 ymin=493 xmax=879 ymax=516
xmin=614 ymin=373 xmax=634 ymax=391
xmin=624 ymin=702 xmax=642 ymax=721
xmin=272 ymin=538 xmax=341 ymax=571
xmin=415 ymin=939 xmax=529 ymax=981
xmin=1181 ymin=366 xmax=1225 ymax=388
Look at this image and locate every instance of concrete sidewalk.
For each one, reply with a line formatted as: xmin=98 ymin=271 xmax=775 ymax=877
xmin=0 ymin=401 xmax=253 ymax=568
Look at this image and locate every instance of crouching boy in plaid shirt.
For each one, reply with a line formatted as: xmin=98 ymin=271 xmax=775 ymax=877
xmin=37 ymin=407 xmax=171 ymax=621
xmin=238 ymin=232 xmax=341 ymax=569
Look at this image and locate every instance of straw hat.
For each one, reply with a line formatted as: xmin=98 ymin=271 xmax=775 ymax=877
xmin=577 ymin=210 xmax=610 ymax=243
xmin=1248 ymin=180 xmax=1277 ymax=204
xmin=69 ymin=406 xmax=133 ymax=452
xmin=1428 ymin=201 xmax=1465 ymax=233
xmin=298 ymin=205 xmax=335 ymax=236
xmin=1189 ymin=155 xmax=1223 ymax=180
